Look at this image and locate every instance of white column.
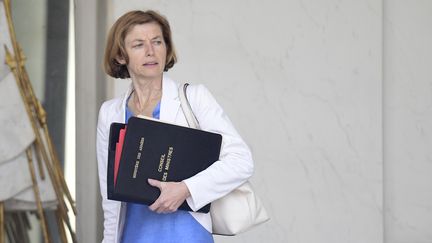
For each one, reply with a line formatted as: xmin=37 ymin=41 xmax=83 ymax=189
xmin=384 ymin=1 xmax=432 ymax=242
xmin=75 ymin=0 xmax=107 ymax=242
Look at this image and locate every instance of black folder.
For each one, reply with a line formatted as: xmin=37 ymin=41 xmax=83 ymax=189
xmin=107 ymin=116 xmax=222 ymax=213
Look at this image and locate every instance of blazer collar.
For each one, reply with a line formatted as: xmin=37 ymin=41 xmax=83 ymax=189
xmin=160 ymin=75 xmax=181 ymax=123
xmin=113 ymin=82 xmax=132 ymax=123
xmin=115 ymin=75 xmax=180 ymax=123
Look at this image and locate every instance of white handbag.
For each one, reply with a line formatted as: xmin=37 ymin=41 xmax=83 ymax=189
xmin=179 ymin=83 xmax=270 ymax=235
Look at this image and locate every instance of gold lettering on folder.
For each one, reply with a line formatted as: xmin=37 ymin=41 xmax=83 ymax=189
xmin=133 ymin=137 xmax=145 ymax=178
xmin=139 ymin=137 xmax=145 ymax=151
xmin=161 ymin=147 xmax=174 ymax=180
xmin=156 ymin=147 xmax=175 ymax=181
xmin=158 ymin=154 xmax=166 ymax=172
xmin=165 ymin=147 xmax=173 ymax=171
xmin=162 ymin=172 xmax=168 ymax=181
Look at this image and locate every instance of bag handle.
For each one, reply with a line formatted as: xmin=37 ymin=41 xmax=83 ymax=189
xmin=179 ymin=83 xmax=200 ymax=129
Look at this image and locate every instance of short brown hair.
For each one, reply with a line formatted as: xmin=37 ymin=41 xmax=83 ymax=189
xmin=103 ymin=10 xmax=177 ymax=79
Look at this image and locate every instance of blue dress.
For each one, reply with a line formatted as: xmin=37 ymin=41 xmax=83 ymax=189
xmin=121 ymin=99 xmax=213 ymax=243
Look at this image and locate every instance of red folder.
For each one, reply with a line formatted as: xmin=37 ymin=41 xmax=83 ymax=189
xmin=114 ymin=126 xmax=127 ymax=186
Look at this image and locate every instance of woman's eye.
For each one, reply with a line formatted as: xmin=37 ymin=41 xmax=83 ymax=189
xmin=133 ymin=43 xmax=143 ymax=48
xmin=153 ymin=40 xmax=162 ymax=45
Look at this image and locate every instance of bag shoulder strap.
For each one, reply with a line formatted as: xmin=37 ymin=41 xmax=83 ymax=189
xmin=179 ymin=83 xmax=200 ymax=129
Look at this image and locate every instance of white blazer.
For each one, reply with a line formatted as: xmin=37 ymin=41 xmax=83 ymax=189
xmin=96 ymin=75 xmax=254 ymax=243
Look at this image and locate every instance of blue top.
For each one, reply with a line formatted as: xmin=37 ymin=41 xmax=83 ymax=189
xmin=121 ymin=95 xmax=213 ymax=243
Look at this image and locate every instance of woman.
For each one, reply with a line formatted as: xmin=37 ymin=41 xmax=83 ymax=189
xmin=96 ymin=10 xmax=254 ymax=243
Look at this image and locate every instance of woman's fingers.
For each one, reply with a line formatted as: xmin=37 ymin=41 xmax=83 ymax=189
xmin=148 ymin=180 xmax=190 ymax=213
xmin=148 ymin=178 xmax=162 ymax=189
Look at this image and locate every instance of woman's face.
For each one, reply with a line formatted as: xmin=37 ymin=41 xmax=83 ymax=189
xmin=120 ymin=22 xmax=167 ymax=82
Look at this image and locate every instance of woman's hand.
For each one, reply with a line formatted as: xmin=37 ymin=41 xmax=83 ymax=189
xmin=148 ymin=178 xmax=191 ymax=213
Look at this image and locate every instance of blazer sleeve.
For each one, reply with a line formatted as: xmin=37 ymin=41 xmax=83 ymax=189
xmin=183 ymin=84 xmax=254 ymax=211
xmin=96 ymin=102 xmax=120 ymax=243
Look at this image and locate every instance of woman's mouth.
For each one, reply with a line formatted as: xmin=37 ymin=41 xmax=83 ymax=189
xmin=143 ymin=62 xmax=158 ymax=66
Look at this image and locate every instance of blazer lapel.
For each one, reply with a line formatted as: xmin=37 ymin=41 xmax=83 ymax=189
xmin=113 ymin=84 xmax=133 ymax=123
xmin=160 ymin=76 xmax=180 ymax=123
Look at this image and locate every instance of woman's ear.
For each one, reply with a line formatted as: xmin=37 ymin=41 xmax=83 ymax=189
xmin=116 ymin=56 xmax=126 ymax=65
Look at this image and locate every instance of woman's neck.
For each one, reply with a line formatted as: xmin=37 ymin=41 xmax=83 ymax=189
xmin=129 ymin=77 xmax=162 ymax=116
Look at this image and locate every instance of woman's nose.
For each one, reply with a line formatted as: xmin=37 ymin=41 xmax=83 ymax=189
xmin=146 ymin=43 xmax=154 ymax=56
